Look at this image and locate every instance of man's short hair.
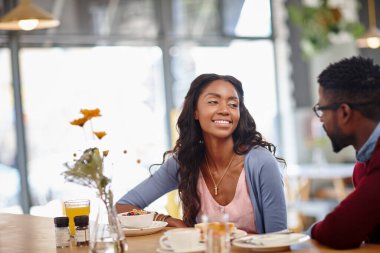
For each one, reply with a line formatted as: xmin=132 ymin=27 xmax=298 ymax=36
xmin=318 ymin=56 xmax=380 ymax=121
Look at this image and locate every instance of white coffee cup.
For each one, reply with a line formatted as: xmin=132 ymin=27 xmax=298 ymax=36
xmin=159 ymin=228 xmax=202 ymax=252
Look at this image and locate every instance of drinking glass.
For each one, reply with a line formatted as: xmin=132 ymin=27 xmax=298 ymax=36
xmin=64 ymin=199 xmax=90 ymax=237
xmin=90 ymin=200 xmax=127 ymax=253
xmin=202 ymin=213 xmax=230 ymax=253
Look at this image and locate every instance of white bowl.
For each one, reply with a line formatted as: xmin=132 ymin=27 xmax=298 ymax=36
xmin=118 ymin=211 xmax=154 ymax=228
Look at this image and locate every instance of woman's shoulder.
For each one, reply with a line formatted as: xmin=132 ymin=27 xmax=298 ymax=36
xmin=244 ymin=146 xmax=278 ymax=171
xmin=246 ymin=145 xmax=274 ymax=159
xmin=149 ymin=154 xmax=180 ymax=181
xmin=160 ymin=154 xmax=179 ymax=170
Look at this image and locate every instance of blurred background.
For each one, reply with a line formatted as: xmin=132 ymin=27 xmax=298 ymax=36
xmin=0 ymin=0 xmax=379 ymax=232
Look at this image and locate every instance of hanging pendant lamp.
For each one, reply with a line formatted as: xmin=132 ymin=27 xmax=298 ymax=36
xmin=357 ymin=0 xmax=380 ymax=49
xmin=0 ymin=0 xmax=60 ymax=31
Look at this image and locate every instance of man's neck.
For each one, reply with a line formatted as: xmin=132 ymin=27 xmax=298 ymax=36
xmin=354 ymin=120 xmax=378 ymax=151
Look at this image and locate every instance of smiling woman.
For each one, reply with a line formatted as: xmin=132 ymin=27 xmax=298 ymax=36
xmin=116 ymin=73 xmax=287 ymax=234
xmin=194 ymin=79 xmax=240 ymax=140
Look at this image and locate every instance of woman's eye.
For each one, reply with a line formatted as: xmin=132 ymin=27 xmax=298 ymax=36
xmin=229 ymin=103 xmax=238 ymax=108
xmin=207 ymin=100 xmax=218 ymax=104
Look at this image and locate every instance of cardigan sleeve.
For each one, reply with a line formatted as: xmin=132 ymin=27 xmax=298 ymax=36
xmin=116 ymin=156 xmax=179 ymax=208
xmin=258 ymin=151 xmax=287 ymax=233
xmin=246 ymin=147 xmax=287 ymax=233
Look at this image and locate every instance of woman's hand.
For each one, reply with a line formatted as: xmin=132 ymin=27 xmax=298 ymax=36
xmin=166 ymin=217 xmax=187 ymax=228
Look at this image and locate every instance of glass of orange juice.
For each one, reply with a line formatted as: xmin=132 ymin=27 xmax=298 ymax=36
xmin=202 ymin=214 xmax=230 ymax=253
xmin=64 ymin=199 xmax=90 ymax=237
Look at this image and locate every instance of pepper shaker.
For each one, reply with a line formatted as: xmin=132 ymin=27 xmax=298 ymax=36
xmin=74 ymin=215 xmax=90 ymax=246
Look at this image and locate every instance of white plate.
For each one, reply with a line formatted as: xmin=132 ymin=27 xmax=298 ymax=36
xmin=156 ymin=246 xmax=204 ymax=253
xmin=231 ymin=229 xmax=248 ymax=240
xmin=232 ymin=233 xmax=310 ymax=252
xmin=157 ymin=243 xmax=205 ymax=253
xmin=122 ymin=221 xmax=168 ymax=236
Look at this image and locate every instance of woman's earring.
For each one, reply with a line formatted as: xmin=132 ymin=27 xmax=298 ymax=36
xmin=199 ymin=139 xmax=204 ymax=144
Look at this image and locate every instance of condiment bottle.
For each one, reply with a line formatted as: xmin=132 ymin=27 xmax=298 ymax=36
xmin=74 ymin=215 xmax=90 ymax=246
xmin=54 ymin=216 xmax=71 ymax=248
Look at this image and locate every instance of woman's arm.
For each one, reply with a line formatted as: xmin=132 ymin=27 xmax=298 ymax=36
xmin=115 ymin=156 xmax=187 ymax=227
xmin=259 ymin=154 xmax=287 ymax=232
xmin=116 ymin=157 xmax=179 ymax=208
xmin=165 ymin=217 xmax=187 ymax=227
xmin=115 ymin=203 xmax=140 ymax=213
xmin=246 ymin=147 xmax=287 ymax=233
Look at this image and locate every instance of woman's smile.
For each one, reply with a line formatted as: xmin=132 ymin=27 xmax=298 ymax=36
xmin=212 ymin=119 xmax=232 ymax=126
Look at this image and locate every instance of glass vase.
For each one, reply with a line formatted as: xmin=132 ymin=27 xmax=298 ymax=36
xmin=90 ymin=199 xmax=127 ymax=253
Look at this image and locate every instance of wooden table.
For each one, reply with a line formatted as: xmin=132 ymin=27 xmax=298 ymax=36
xmin=1 ymin=213 xmax=379 ymax=252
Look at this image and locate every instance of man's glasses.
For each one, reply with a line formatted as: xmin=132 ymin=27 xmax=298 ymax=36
xmin=313 ymin=102 xmax=374 ymax=118
xmin=313 ymin=103 xmax=341 ymax=118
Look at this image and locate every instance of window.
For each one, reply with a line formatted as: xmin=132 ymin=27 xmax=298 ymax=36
xmin=19 ymin=46 xmax=168 ymax=215
xmin=1 ymin=0 xmax=279 ymax=216
xmin=0 ymin=49 xmax=21 ymax=213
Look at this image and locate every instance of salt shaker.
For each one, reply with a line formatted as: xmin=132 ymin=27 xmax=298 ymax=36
xmin=54 ymin=216 xmax=71 ymax=248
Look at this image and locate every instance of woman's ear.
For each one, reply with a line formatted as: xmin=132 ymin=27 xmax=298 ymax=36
xmin=194 ymin=110 xmax=199 ymax=120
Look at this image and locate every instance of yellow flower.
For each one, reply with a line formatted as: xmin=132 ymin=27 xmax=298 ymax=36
xmin=80 ymin=108 xmax=101 ymax=120
xmin=65 ymin=109 xmax=116 ymax=209
xmin=94 ymin=131 xmax=107 ymax=140
xmin=65 ymin=108 xmax=143 ymax=210
xmin=70 ymin=117 xmax=88 ymax=127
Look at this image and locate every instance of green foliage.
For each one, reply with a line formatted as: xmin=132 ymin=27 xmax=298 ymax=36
xmin=288 ymin=1 xmax=364 ymax=59
xmin=63 ymin=147 xmax=113 ymax=207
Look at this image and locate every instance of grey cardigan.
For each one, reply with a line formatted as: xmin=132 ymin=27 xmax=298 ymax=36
xmin=117 ymin=146 xmax=287 ymax=233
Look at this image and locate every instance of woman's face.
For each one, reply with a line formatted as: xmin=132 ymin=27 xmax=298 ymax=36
xmin=194 ymin=80 xmax=240 ymax=140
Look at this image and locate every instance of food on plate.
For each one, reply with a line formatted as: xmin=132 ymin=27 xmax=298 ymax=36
xmin=118 ymin=209 xmax=154 ymax=228
xmin=120 ymin=209 xmax=149 ymax=216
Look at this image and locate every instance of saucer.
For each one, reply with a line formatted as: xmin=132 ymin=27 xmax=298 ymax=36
xmin=159 ymin=234 xmax=205 ymax=253
xmin=122 ymin=221 xmax=167 ymax=236
xmin=156 ymin=244 xmax=205 ymax=253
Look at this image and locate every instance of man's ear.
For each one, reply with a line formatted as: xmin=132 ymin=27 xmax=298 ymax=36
xmin=340 ymin=103 xmax=353 ymax=124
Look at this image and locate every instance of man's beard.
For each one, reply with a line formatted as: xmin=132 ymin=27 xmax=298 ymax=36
xmin=322 ymin=124 xmax=353 ymax=153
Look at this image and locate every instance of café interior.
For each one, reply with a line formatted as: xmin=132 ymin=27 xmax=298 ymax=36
xmin=0 ymin=0 xmax=380 ymax=252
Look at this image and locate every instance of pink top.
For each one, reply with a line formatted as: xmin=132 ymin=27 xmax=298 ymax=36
xmin=196 ymin=169 xmax=257 ymax=233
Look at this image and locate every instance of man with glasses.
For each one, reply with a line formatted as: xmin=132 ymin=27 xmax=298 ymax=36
xmin=308 ymin=56 xmax=380 ymax=249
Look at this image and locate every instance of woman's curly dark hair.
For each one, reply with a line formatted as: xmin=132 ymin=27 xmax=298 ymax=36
xmin=159 ymin=73 xmax=285 ymax=226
